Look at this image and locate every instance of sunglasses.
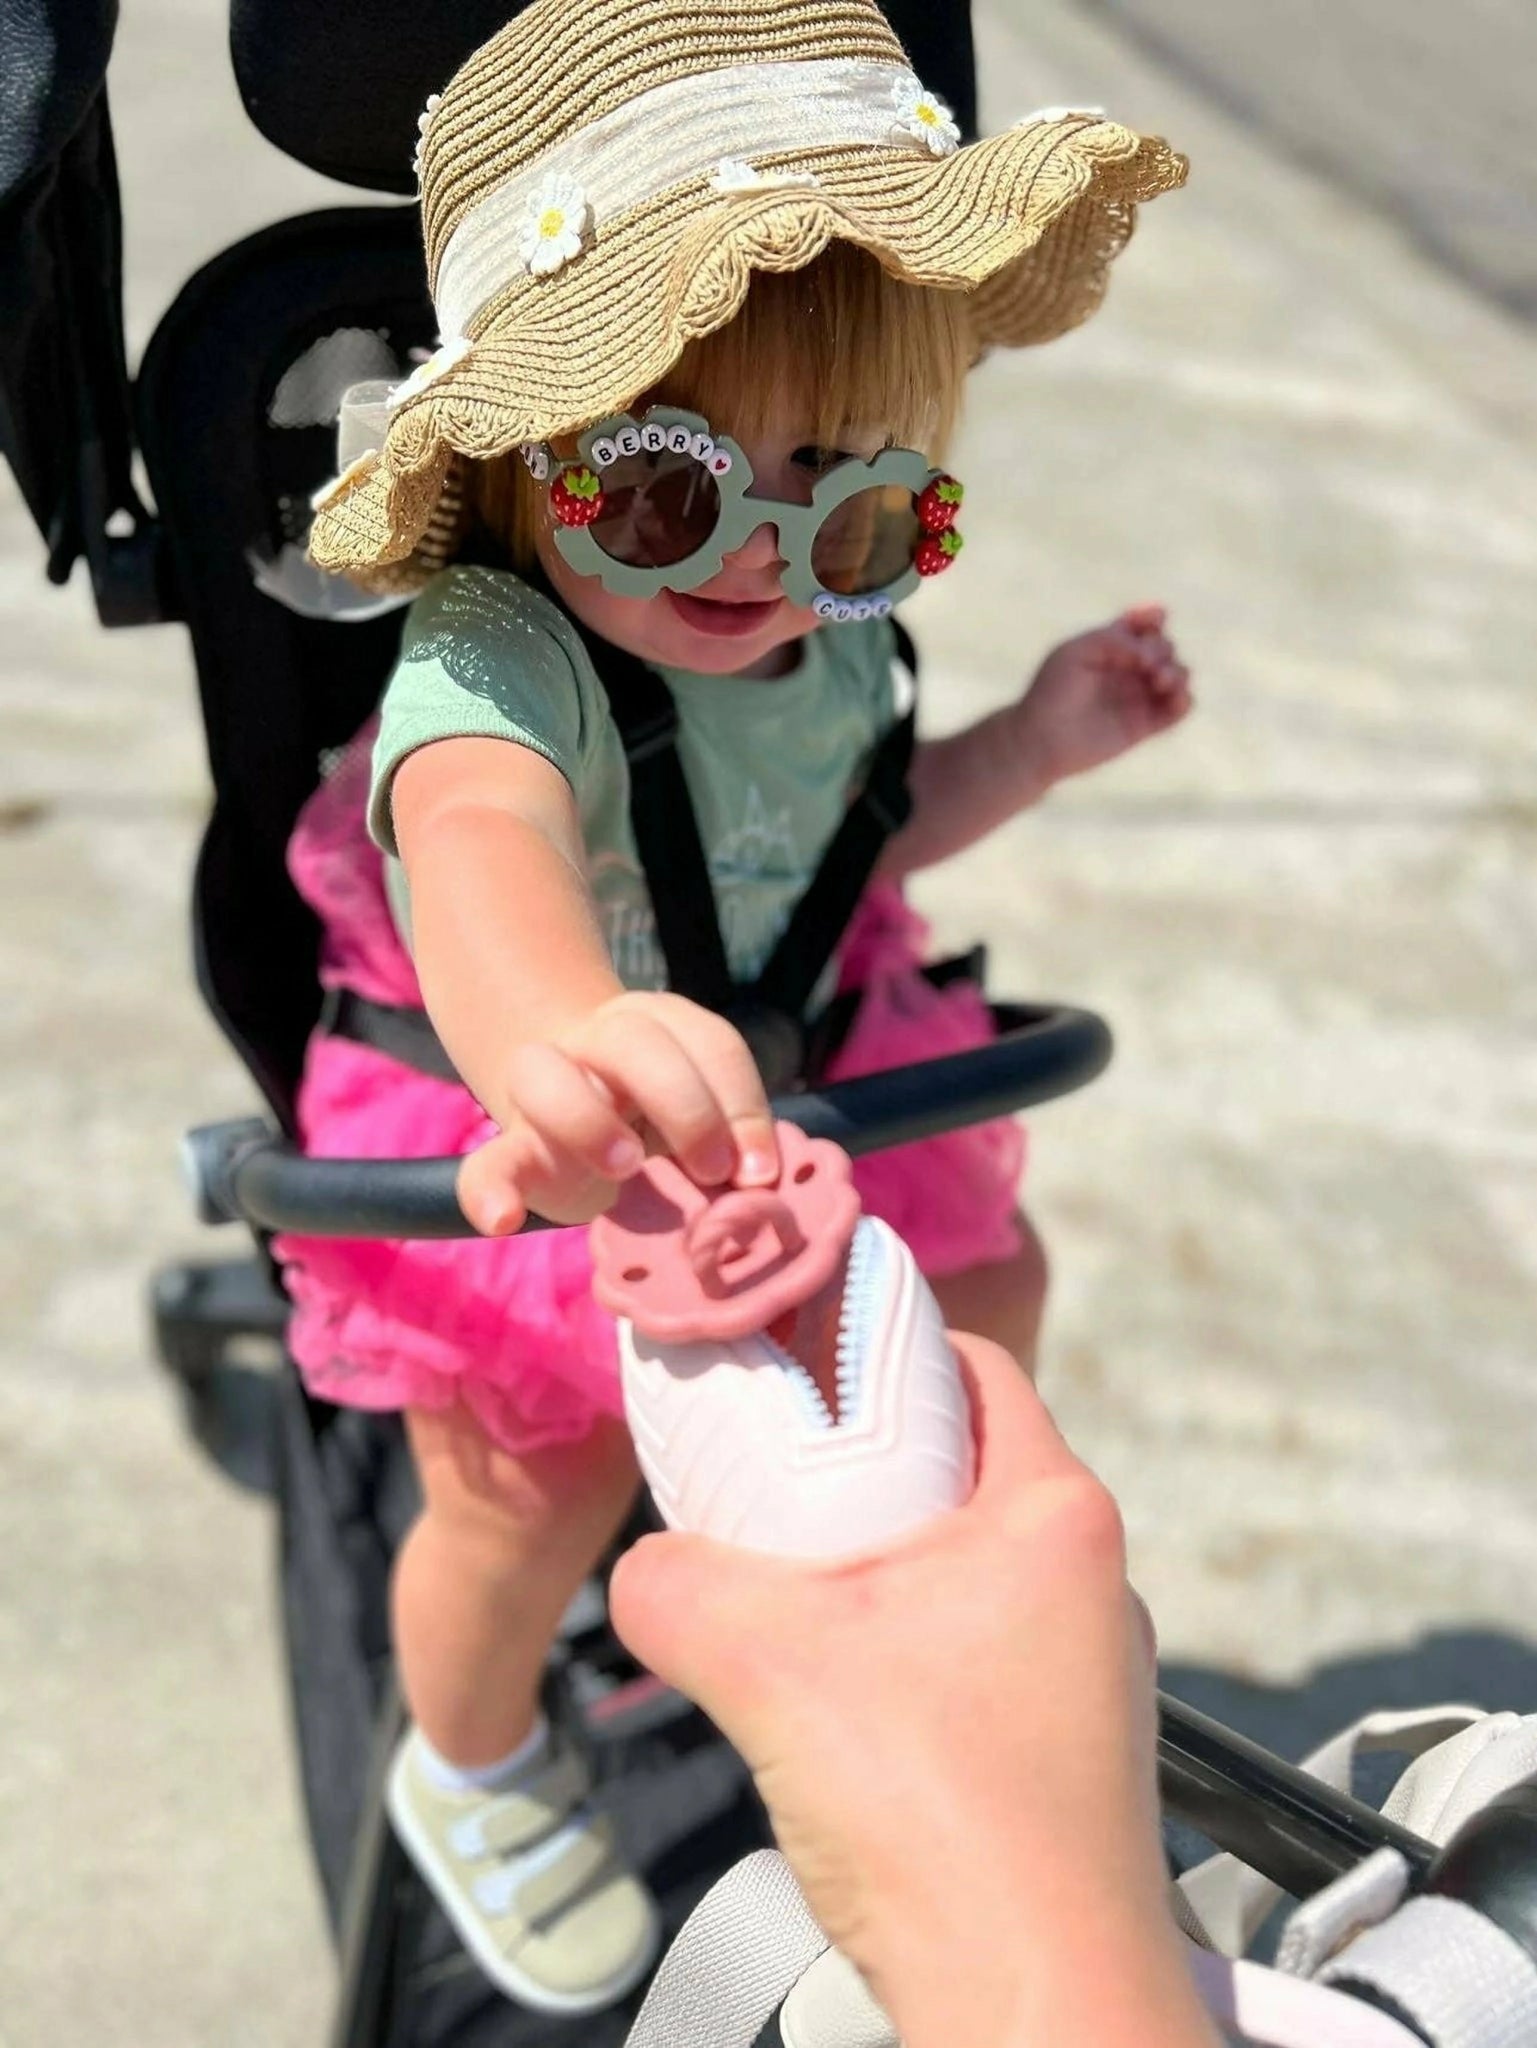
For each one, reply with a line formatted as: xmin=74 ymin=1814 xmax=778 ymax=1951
xmin=522 ymin=406 xmax=965 ymax=619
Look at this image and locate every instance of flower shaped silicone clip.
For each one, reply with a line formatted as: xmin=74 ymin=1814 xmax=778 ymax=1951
xmin=590 ymin=1125 xmax=860 ymax=1344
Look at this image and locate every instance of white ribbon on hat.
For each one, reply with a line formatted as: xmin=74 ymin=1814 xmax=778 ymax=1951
xmin=432 ymin=57 xmax=950 ymax=342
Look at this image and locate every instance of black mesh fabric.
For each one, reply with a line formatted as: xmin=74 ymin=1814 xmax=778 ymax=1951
xmin=230 ymin=0 xmax=978 ymax=193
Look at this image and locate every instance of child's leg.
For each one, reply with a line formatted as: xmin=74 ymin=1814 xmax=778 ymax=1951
xmin=393 ymin=1403 xmax=640 ymax=1767
xmin=387 ymin=1404 xmax=660 ymax=2009
xmin=930 ymin=1210 xmax=1048 ymax=1377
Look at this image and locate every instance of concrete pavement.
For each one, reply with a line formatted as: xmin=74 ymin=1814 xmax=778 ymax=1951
xmin=1080 ymin=0 xmax=1537 ymax=320
xmin=2 ymin=0 xmax=1536 ymax=2040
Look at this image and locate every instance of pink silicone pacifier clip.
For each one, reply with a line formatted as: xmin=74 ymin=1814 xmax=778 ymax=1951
xmin=590 ymin=1125 xmax=975 ymax=1559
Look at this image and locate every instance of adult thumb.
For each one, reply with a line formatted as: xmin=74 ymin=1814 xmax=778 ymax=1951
xmin=610 ymin=1528 xmax=785 ymax=1717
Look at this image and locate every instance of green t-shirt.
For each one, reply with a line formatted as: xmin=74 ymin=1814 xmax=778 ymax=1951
xmin=370 ymin=565 xmax=901 ymax=992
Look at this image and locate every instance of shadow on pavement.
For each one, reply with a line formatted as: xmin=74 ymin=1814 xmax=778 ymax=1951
xmin=1164 ymin=1629 xmax=1537 ymax=1761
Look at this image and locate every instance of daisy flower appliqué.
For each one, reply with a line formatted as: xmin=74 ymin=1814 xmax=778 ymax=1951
xmin=388 ymin=334 xmax=473 ymax=409
xmin=521 ymin=174 xmax=591 ymax=277
xmin=891 ymin=74 xmax=961 ymax=156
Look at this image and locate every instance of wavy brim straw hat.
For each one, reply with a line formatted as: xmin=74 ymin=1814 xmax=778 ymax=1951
xmin=309 ymin=0 xmax=1187 ymax=591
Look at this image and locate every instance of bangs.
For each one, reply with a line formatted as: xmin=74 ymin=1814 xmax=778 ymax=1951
xmin=466 ymin=244 xmax=971 ymax=572
xmin=649 ymin=243 xmax=970 ymax=458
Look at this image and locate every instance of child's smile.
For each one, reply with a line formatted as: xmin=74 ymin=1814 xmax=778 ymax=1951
xmin=663 ymin=590 xmax=787 ymax=641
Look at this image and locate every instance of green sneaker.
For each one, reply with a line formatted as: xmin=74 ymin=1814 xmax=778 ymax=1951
xmin=386 ymin=1725 xmax=662 ymax=2013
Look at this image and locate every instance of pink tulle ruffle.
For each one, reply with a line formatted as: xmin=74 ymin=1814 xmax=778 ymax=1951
xmin=274 ymin=1039 xmax=622 ymax=1452
xmin=826 ymin=883 xmax=1025 ymax=1280
xmin=274 ymin=729 xmax=1024 ymax=1456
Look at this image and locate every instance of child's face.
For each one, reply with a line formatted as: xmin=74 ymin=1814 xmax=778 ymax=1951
xmin=534 ymin=407 xmax=889 ymax=679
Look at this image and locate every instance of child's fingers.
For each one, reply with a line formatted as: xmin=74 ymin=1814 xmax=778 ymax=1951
xmin=1120 ymin=602 xmax=1168 ymax=635
xmin=458 ymin=1118 xmax=620 ymax=1235
xmin=654 ymin=1001 xmax=779 ymax=1186
xmin=457 ymin=1129 xmax=534 ymax=1236
xmin=1100 ymin=632 xmax=1142 ymax=670
xmin=458 ymin=1122 xmax=619 ymax=1231
xmin=1155 ymin=675 xmax=1194 ymax=726
xmin=1127 ymin=629 xmax=1175 ymax=667
xmin=504 ymin=1041 xmax=647 ymax=1182
xmin=1107 ymin=623 xmax=1175 ymax=671
xmin=575 ymin=1007 xmax=744 ymax=1187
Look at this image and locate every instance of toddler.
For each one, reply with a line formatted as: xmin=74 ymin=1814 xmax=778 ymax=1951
xmin=289 ymin=0 xmax=1188 ymax=2011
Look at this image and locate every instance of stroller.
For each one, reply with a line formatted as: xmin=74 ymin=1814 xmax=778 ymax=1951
xmin=7 ymin=1 xmax=1537 ymax=2042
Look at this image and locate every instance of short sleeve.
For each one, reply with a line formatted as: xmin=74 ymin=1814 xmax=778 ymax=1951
xmin=368 ymin=566 xmax=602 ymax=854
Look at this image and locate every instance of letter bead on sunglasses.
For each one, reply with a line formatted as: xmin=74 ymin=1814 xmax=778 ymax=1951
xmin=524 ymin=407 xmax=965 ymax=620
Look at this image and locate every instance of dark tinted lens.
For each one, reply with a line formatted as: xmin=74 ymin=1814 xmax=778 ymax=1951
xmin=810 ymin=484 xmax=921 ymax=595
xmin=588 ymin=449 xmax=721 ymax=570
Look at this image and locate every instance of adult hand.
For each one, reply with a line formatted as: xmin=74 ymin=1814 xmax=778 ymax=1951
xmin=611 ymin=1335 xmax=1217 ymax=2048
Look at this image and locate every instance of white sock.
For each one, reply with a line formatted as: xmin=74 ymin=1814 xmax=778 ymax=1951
xmin=417 ymin=1714 xmax=550 ymax=1795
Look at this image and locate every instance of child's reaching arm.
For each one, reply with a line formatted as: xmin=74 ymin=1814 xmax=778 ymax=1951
xmin=392 ymin=735 xmax=779 ymax=1233
xmin=882 ymin=604 xmax=1192 ymax=879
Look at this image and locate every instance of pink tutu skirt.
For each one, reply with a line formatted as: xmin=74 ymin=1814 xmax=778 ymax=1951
xmin=274 ymin=727 xmax=1026 ymax=1456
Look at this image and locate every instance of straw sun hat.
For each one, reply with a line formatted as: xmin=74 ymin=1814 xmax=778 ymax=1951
xmin=308 ymin=0 xmax=1187 ymax=589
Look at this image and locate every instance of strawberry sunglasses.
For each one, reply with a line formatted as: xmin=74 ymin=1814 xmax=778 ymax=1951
xmin=521 ymin=405 xmax=964 ymax=619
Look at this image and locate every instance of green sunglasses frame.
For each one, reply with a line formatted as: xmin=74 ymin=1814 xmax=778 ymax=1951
xmin=540 ymin=406 xmax=948 ymax=617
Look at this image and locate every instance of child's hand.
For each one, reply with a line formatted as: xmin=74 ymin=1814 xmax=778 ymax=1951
xmin=1016 ymin=604 xmax=1192 ymax=788
xmin=458 ymin=992 xmax=778 ymax=1235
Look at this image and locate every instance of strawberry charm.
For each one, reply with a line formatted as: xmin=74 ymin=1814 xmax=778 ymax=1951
xmin=550 ymin=465 xmax=606 ymax=526
xmin=914 ymin=528 xmax=964 ymax=576
xmin=915 ymin=474 xmax=964 ymax=535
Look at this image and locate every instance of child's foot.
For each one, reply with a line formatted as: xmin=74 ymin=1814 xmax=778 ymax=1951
xmin=387 ymin=1723 xmax=661 ymax=2012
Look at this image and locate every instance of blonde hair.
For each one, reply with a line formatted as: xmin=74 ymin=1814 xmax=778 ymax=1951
xmin=467 ymin=242 xmax=971 ymax=573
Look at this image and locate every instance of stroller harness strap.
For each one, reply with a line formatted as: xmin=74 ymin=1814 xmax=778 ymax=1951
xmin=584 ymin=638 xmax=735 ymax=1015
xmin=629 ymin=1704 xmax=1537 ymax=2048
xmin=579 ymin=620 xmax=917 ymax=1091
xmin=325 ymin=624 xmax=921 ymax=1093
xmin=1318 ymin=1896 xmax=1537 ymax=2048
xmin=626 ymin=1850 xmax=1537 ymax=2048
xmin=622 ymin=1849 xmax=828 ymax=2048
